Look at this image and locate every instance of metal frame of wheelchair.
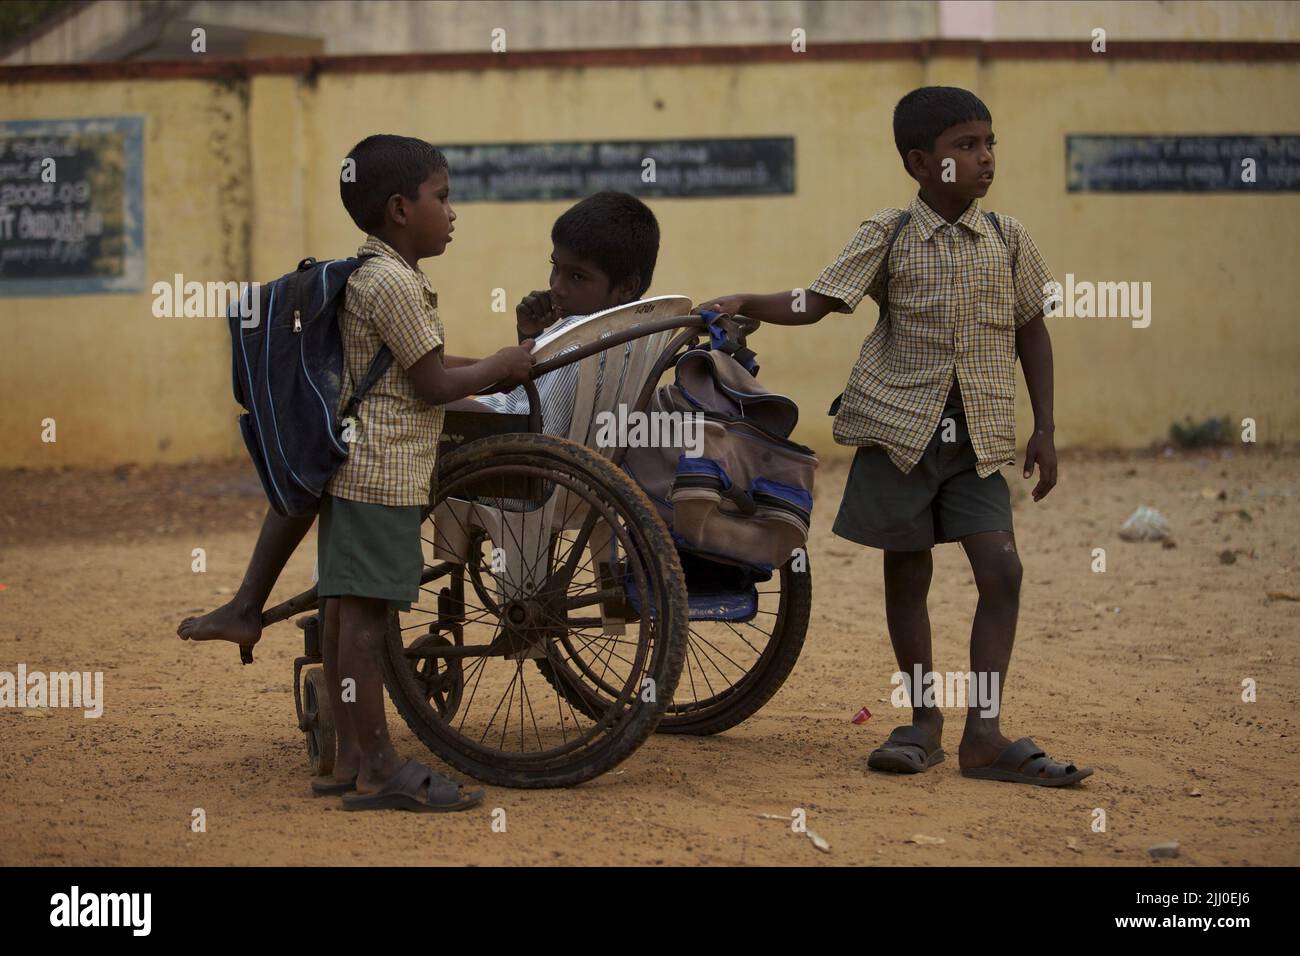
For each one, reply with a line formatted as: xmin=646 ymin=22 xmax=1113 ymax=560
xmin=265 ymin=313 xmax=812 ymax=788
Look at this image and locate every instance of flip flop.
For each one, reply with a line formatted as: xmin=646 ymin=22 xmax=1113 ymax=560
xmin=340 ymin=760 xmax=484 ymax=813
xmin=867 ymin=725 xmax=945 ymax=774
xmin=962 ymin=737 xmax=1094 ymax=787
xmin=311 ymin=775 xmax=358 ymax=797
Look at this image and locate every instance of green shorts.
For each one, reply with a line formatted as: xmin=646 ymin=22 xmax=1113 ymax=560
xmin=832 ymin=408 xmax=1014 ymax=551
xmin=317 ymin=494 xmax=424 ymax=611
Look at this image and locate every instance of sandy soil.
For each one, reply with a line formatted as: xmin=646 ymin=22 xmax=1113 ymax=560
xmin=1 ymin=447 xmax=1297 ymax=866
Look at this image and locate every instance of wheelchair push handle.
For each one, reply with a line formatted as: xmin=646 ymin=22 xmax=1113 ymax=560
xmin=697 ymin=310 xmax=761 ymax=376
xmin=527 ymin=313 xmax=712 ymax=379
xmin=697 ymin=309 xmax=760 ymax=345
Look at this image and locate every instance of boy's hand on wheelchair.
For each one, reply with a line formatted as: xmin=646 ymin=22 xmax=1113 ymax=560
xmin=693 ymin=295 xmax=747 ymax=319
xmin=494 ymin=342 xmax=536 ymax=387
xmin=516 ymin=290 xmax=558 ymax=339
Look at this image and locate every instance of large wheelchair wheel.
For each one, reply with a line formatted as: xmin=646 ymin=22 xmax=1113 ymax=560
xmin=382 ymin=434 xmax=688 ymax=789
xmin=535 ymin=549 xmax=812 ymax=735
xmin=656 ymin=554 xmax=811 ymax=735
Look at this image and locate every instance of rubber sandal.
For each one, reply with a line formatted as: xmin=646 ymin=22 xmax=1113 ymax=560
xmin=961 ymin=737 xmax=1094 ymax=787
xmin=340 ymin=760 xmax=484 ymax=813
xmin=867 ymin=725 xmax=945 ymax=774
xmin=311 ymin=776 xmax=357 ymax=796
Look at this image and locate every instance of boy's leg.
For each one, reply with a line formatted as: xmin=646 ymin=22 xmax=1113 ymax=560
xmin=319 ymin=494 xmax=481 ymax=809
xmin=940 ymin=458 xmax=1092 ymax=783
xmin=177 ymin=509 xmax=315 ymax=647
xmin=320 ymin=597 xmax=361 ymax=784
xmin=337 ymin=595 xmax=405 ymax=789
xmin=833 ymin=441 xmax=948 ymax=772
xmin=882 ymin=548 xmax=943 ymax=746
xmin=955 ymin=530 xmax=1021 ymax=768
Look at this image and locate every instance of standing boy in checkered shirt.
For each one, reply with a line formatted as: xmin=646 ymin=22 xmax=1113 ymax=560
xmin=320 ymin=135 xmax=534 ymax=811
xmin=698 ymin=87 xmax=1092 ymax=787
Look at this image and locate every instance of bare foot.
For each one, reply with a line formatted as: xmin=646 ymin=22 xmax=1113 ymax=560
xmin=177 ymin=599 xmax=262 ymax=648
xmin=333 ymin=745 xmax=361 ymax=786
xmin=958 ymin=730 xmax=1014 ymax=770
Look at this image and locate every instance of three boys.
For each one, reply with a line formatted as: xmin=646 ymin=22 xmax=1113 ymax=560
xmin=186 ymin=83 xmax=1091 ymax=803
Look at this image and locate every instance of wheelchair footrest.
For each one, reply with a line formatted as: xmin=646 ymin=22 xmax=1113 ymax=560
xmin=684 ymin=587 xmax=759 ymax=622
xmin=623 ymin=573 xmax=759 ymax=623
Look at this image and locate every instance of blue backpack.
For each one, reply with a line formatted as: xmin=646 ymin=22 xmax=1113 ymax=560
xmin=228 ymin=255 xmax=392 ymax=516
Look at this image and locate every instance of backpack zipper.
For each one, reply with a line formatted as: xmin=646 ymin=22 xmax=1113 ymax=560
xmin=292 ymin=309 xmax=302 ymax=333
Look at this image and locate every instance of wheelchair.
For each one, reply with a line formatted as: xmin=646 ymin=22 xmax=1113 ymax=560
xmin=268 ymin=298 xmax=812 ymax=788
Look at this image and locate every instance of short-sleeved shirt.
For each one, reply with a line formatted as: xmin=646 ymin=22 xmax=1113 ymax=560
xmin=327 ymin=236 xmax=445 ymax=506
xmin=809 ymin=195 xmax=1054 ymax=478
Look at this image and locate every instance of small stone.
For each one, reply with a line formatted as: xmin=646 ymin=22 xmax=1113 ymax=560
xmin=1187 ymin=787 xmax=1202 ymax=797
xmin=1120 ymin=506 xmax=1171 ymax=542
xmin=1148 ymin=841 xmax=1180 ymax=859
xmin=806 ymin=829 xmax=831 ymax=854
xmin=908 ymin=834 xmax=945 ymax=845
xmin=1219 ymin=549 xmax=1237 ymax=565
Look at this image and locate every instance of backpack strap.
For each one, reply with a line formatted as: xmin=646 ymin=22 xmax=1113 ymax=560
xmin=337 ymin=253 xmax=395 ymax=420
xmin=984 ymin=211 xmax=1016 ymax=280
xmin=984 ymin=210 xmax=1006 ymax=244
xmin=877 ymin=210 xmax=912 ymax=320
xmin=828 ymin=210 xmax=910 ymax=417
xmin=340 ymin=346 xmax=394 ymax=420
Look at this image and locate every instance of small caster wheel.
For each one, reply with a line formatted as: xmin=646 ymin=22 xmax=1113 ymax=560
xmin=301 ymin=666 xmax=336 ymax=776
xmin=409 ymin=634 xmax=464 ymax=720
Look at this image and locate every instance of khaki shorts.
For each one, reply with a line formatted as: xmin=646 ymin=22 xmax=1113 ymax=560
xmin=832 ymin=408 xmax=1013 ymax=551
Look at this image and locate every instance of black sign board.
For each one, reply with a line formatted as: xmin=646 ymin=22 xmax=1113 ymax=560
xmin=440 ymin=137 xmax=795 ymax=201
xmin=0 ymin=116 xmax=145 ymax=295
xmin=1067 ymin=134 xmax=1300 ymax=192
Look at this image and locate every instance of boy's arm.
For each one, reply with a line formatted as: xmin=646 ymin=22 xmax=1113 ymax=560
xmin=407 ymin=345 xmax=534 ymax=406
xmin=695 ymin=290 xmax=843 ymax=326
xmin=1009 ymin=220 xmax=1059 ymax=502
xmin=1015 ymin=315 xmax=1056 ymax=502
xmin=362 ymin=270 xmax=534 ymax=406
xmin=696 ymin=215 xmax=893 ymax=326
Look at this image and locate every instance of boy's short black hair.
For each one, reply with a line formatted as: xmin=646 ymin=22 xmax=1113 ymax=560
xmin=551 ymin=191 xmax=660 ymax=298
xmin=340 ymin=134 xmax=448 ymax=232
xmin=893 ymin=86 xmax=992 ymax=174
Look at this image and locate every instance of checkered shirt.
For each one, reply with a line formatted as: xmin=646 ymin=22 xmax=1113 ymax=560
xmin=809 ymin=195 xmax=1053 ymax=477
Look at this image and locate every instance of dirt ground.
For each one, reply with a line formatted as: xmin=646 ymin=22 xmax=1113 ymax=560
xmin=1 ymin=446 xmax=1297 ymax=867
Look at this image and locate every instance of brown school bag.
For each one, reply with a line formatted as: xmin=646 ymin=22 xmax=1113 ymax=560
xmin=622 ymin=347 xmax=818 ymax=572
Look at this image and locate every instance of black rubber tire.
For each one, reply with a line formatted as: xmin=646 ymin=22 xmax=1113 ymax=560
xmin=535 ymin=557 xmax=812 ymax=736
xmin=382 ymin=434 xmax=689 ymax=789
xmin=656 ymin=557 xmax=811 ymax=735
xmin=302 ymin=666 xmax=336 ymax=776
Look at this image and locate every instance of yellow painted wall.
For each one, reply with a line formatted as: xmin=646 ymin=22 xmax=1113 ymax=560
xmin=3 ymin=53 xmax=1298 ymax=468
xmin=1 ymin=78 xmax=251 ymax=468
